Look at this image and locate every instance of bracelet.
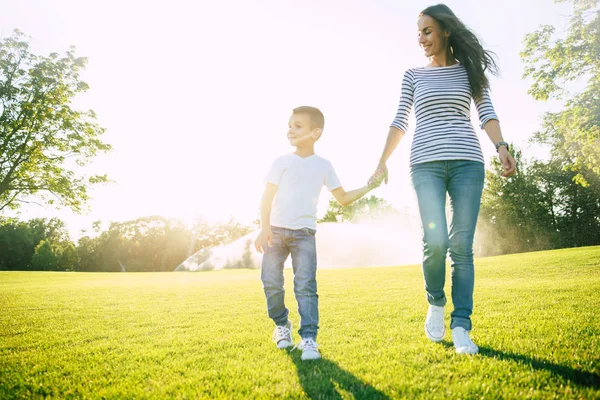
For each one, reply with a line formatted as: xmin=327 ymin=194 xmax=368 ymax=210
xmin=495 ymin=141 xmax=509 ymax=152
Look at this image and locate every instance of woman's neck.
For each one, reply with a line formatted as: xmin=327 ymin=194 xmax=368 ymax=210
xmin=428 ymin=52 xmax=457 ymax=68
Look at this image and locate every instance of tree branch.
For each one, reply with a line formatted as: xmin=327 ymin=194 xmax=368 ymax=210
xmin=0 ymin=132 xmax=34 ymax=196
xmin=14 ymin=198 xmax=43 ymax=207
xmin=0 ymin=189 xmax=23 ymax=211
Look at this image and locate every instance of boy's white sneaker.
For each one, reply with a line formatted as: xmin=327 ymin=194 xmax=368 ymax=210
xmin=452 ymin=327 xmax=479 ymax=355
xmin=424 ymin=305 xmax=445 ymax=342
xmin=272 ymin=321 xmax=293 ymax=348
xmin=294 ymin=338 xmax=321 ymax=360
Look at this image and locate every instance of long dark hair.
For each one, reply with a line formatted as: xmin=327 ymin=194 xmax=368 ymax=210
xmin=420 ymin=4 xmax=498 ymax=98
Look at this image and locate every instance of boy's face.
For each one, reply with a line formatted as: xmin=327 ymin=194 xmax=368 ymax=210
xmin=287 ymin=113 xmax=321 ymax=147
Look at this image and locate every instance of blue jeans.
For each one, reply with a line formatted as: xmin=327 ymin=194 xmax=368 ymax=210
xmin=261 ymin=226 xmax=319 ymax=339
xmin=410 ymin=160 xmax=485 ymax=331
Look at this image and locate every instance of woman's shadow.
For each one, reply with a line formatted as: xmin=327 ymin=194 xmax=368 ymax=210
xmin=441 ymin=341 xmax=599 ymax=388
xmin=286 ymin=350 xmax=389 ymax=400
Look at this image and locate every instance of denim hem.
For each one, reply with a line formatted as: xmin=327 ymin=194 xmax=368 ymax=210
xmin=450 ymin=318 xmax=472 ymax=331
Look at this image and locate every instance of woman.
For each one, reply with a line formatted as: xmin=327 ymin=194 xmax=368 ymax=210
xmin=370 ymin=4 xmax=516 ymax=354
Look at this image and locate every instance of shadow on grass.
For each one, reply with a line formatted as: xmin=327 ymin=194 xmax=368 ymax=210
xmin=286 ymin=350 xmax=389 ymax=400
xmin=478 ymin=346 xmax=600 ymax=388
xmin=440 ymin=341 xmax=599 ymax=388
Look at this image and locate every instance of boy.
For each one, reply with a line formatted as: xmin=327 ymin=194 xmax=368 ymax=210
xmin=254 ymin=106 xmax=385 ymax=360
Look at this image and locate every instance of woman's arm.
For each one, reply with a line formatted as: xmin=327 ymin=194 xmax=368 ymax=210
xmin=483 ymin=119 xmax=516 ymax=177
xmin=369 ymin=127 xmax=405 ymax=185
xmin=475 ymin=87 xmax=516 ymax=178
xmin=370 ymin=69 xmax=414 ymax=185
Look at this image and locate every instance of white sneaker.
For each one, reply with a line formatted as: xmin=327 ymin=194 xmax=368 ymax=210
xmin=272 ymin=321 xmax=293 ymax=348
xmin=293 ymin=338 xmax=321 ymax=360
xmin=452 ymin=327 xmax=479 ymax=355
xmin=424 ymin=305 xmax=445 ymax=342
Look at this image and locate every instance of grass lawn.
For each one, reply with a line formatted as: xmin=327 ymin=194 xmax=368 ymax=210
xmin=1 ymin=246 xmax=599 ymax=399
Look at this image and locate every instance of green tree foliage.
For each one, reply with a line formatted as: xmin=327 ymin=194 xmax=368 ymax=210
xmin=31 ymin=240 xmax=57 ymax=270
xmin=58 ymin=243 xmax=79 ymax=271
xmin=0 ymin=30 xmax=111 ymax=212
xmin=76 ymin=235 xmax=99 ymax=272
xmin=0 ymin=218 xmax=34 ymax=270
xmin=28 ymin=217 xmax=70 ymax=246
xmin=477 ymin=146 xmax=600 ymax=256
xmin=1 ymin=215 xmax=254 ymax=272
xmin=76 ymin=217 xmax=253 ymax=272
xmin=319 ymin=195 xmax=398 ymax=223
xmin=521 ymin=0 xmax=600 ymax=185
xmin=193 ymin=219 xmax=253 ymax=250
xmin=0 ymin=217 xmax=73 ymax=270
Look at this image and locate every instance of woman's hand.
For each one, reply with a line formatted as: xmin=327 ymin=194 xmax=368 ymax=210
xmin=368 ymin=170 xmax=385 ymax=189
xmin=368 ymin=162 xmax=389 ymax=186
xmin=498 ymin=148 xmax=516 ymax=177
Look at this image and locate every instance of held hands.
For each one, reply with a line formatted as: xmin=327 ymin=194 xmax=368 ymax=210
xmin=254 ymin=227 xmax=272 ymax=254
xmin=368 ymin=162 xmax=389 ymax=188
xmin=498 ymin=147 xmax=516 ymax=177
xmin=368 ymin=170 xmax=386 ymax=189
xmin=366 ymin=149 xmax=515 ymax=184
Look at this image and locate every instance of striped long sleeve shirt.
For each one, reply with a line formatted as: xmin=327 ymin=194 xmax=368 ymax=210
xmin=391 ymin=63 xmax=498 ymax=166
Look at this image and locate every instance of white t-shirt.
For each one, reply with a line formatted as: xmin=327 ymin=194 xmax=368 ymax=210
xmin=265 ymin=153 xmax=342 ymax=230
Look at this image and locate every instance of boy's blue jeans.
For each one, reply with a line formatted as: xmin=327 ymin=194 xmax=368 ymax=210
xmin=410 ymin=160 xmax=485 ymax=331
xmin=261 ymin=226 xmax=319 ymax=340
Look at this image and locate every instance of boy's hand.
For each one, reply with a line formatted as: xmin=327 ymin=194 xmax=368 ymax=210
xmin=368 ymin=162 xmax=388 ymax=187
xmin=254 ymin=228 xmax=272 ymax=254
xmin=368 ymin=170 xmax=386 ymax=189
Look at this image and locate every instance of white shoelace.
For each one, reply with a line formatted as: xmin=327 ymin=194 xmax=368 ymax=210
xmin=272 ymin=325 xmax=291 ymax=343
xmin=293 ymin=338 xmax=318 ymax=352
xmin=426 ymin=306 xmax=445 ymax=329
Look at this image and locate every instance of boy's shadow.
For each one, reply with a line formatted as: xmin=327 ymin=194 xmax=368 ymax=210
xmin=441 ymin=341 xmax=599 ymax=388
xmin=286 ymin=350 xmax=389 ymax=400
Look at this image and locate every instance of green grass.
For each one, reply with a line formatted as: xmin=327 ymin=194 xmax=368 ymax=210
xmin=1 ymin=246 xmax=600 ymax=399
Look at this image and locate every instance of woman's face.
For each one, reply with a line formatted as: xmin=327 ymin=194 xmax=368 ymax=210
xmin=417 ymin=14 xmax=449 ymax=58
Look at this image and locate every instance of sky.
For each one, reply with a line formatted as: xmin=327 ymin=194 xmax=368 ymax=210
xmin=0 ymin=0 xmax=571 ymax=239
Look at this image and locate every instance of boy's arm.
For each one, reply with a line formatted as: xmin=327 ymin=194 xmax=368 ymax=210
xmin=254 ymin=182 xmax=278 ymax=253
xmin=330 ymin=173 xmax=385 ymax=207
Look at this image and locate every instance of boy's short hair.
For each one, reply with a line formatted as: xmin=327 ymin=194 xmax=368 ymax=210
xmin=293 ymin=106 xmax=325 ymax=131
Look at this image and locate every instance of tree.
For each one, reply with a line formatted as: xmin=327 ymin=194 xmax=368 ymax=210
xmin=58 ymin=243 xmax=79 ymax=271
xmin=76 ymin=235 xmax=100 ymax=272
xmin=193 ymin=218 xmax=254 ymax=250
xmin=534 ymin=157 xmax=600 ymax=248
xmin=477 ymin=148 xmax=555 ymax=256
xmin=75 ymin=216 xmax=254 ymax=272
xmin=0 ymin=217 xmax=75 ymax=270
xmin=0 ymin=219 xmax=34 ymax=270
xmin=31 ymin=240 xmax=57 ymax=270
xmin=477 ymin=145 xmax=600 ymax=256
xmin=521 ymin=0 xmax=600 ymax=185
xmin=319 ymin=195 xmax=398 ymax=223
xmin=27 ymin=217 xmax=70 ymax=247
xmin=0 ymin=30 xmax=111 ymax=212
